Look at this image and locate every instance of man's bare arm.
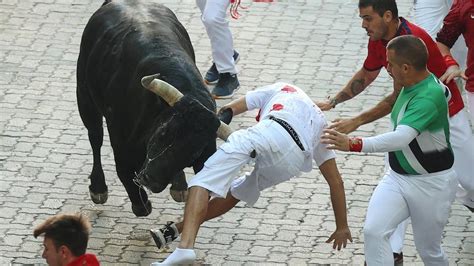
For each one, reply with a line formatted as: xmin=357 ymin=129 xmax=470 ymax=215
xmin=317 ymin=67 xmax=380 ymax=110
xmin=318 ymin=158 xmax=348 ymax=230
xmin=354 ymin=86 xmax=399 ymax=125
xmin=318 ymin=158 xmax=352 ymax=250
xmin=437 ymin=41 xmax=451 ymax=56
xmin=329 ymin=80 xmax=401 ymax=134
xmin=437 ymin=41 xmax=466 ymax=82
xmin=220 ymin=96 xmax=248 ymax=116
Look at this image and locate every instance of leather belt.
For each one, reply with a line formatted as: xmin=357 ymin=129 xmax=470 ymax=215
xmin=269 ymin=116 xmax=305 ymax=151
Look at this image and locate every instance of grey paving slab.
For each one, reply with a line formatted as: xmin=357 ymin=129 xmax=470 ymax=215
xmin=1 ymin=0 xmax=473 ymax=265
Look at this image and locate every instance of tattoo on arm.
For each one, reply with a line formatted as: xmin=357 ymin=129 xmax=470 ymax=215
xmin=336 ymin=78 xmax=365 ymax=104
xmin=350 ymin=78 xmax=365 ymax=96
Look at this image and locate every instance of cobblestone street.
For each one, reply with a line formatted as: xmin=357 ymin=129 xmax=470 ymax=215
xmin=0 ymin=0 xmax=473 ymax=265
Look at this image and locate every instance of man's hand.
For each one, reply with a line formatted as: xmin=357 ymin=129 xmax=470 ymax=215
xmin=440 ymin=65 xmax=466 ymax=83
xmin=321 ymin=128 xmax=350 ymax=151
xmin=326 ymin=226 xmax=352 ymax=250
xmin=217 ymin=107 xmax=233 ymax=125
xmin=316 ymin=97 xmax=336 ymax=111
xmin=328 ymin=118 xmax=360 ymax=134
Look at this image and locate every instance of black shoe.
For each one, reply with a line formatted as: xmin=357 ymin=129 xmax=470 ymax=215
xmin=204 ymin=50 xmax=240 ymax=84
xmin=211 ymin=73 xmax=240 ymax=99
xmin=149 ymin=221 xmax=178 ymax=249
xmin=394 ymin=252 xmax=403 ymax=265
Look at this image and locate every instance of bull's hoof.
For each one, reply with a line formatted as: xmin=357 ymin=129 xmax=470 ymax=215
xmin=132 ymin=200 xmax=152 ymax=217
xmin=90 ymin=190 xmax=108 ymax=204
xmin=170 ymin=188 xmax=188 ymax=202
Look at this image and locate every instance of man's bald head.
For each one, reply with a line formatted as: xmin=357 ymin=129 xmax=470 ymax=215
xmin=387 ymin=35 xmax=428 ymax=71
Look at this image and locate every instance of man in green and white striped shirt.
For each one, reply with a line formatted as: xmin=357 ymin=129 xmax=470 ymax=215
xmin=322 ymin=35 xmax=457 ymax=265
xmin=388 ymin=68 xmax=453 ymax=175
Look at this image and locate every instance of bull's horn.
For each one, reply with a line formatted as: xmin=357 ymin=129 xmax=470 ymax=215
xmin=141 ymin=74 xmax=160 ymax=88
xmin=141 ymin=74 xmax=233 ymax=140
xmin=216 ymin=122 xmax=233 ymax=141
xmin=141 ymin=75 xmax=183 ymax=106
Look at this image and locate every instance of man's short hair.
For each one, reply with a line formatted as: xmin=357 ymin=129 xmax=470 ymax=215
xmin=387 ymin=35 xmax=429 ymax=71
xmin=359 ymin=0 xmax=398 ymax=18
xmin=34 ymin=213 xmax=91 ymax=257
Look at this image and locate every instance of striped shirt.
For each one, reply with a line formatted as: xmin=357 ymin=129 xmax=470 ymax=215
xmin=389 ymin=74 xmax=454 ymax=175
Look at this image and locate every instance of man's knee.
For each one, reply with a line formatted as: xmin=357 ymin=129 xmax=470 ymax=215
xmin=202 ymin=12 xmax=226 ymax=28
xmin=363 ymin=222 xmax=389 ymax=243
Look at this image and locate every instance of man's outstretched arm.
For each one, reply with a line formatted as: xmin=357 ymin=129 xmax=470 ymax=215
xmin=318 ymin=158 xmax=352 ymax=250
xmin=217 ymin=96 xmax=249 ymax=124
xmin=317 ymin=67 xmax=380 ymax=110
xmin=219 ymin=96 xmax=248 ymax=116
xmin=329 ymin=80 xmax=401 ymax=134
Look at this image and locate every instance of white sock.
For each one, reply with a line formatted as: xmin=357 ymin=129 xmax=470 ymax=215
xmin=150 ymin=248 xmax=196 ymax=265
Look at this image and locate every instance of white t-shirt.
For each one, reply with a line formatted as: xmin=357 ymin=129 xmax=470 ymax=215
xmin=245 ymin=82 xmax=336 ymax=170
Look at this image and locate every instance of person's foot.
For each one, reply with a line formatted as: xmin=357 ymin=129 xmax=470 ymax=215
xmin=204 ymin=50 xmax=240 ymax=84
xmin=150 ymin=248 xmax=196 ymax=265
xmin=149 ymin=221 xmax=179 ymax=249
xmin=211 ymin=73 xmax=240 ymax=99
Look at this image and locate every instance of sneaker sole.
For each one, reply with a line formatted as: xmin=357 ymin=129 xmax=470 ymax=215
xmin=212 ymin=85 xmax=240 ymax=99
xmin=204 ymin=79 xmax=218 ymax=85
xmin=149 ymin=229 xmax=166 ymax=249
xmin=205 ymin=54 xmax=240 ymax=85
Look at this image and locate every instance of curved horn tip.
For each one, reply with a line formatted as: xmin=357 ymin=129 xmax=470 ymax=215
xmin=217 ymin=122 xmax=233 ymax=141
xmin=141 ymin=74 xmax=160 ymax=88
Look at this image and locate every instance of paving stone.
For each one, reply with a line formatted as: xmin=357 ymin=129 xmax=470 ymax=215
xmin=1 ymin=0 xmax=473 ymax=264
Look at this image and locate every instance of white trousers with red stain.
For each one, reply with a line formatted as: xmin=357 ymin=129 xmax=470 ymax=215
xmin=196 ymin=0 xmax=237 ymax=74
xmin=188 ymin=119 xmax=305 ymax=206
xmin=364 ymin=169 xmax=457 ymax=266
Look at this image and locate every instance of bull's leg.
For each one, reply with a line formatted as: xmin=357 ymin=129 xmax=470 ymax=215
xmin=170 ymin=171 xmax=188 ymax=202
xmin=114 ymin=157 xmax=152 ymax=217
xmin=77 ymin=89 xmax=108 ymax=204
xmin=168 ymin=142 xmax=217 ymax=203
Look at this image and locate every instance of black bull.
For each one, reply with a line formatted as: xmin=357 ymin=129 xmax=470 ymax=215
xmin=76 ymin=0 xmax=223 ymax=216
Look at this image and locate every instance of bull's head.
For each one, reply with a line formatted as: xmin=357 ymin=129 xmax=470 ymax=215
xmin=136 ymin=75 xmax=233 ymax=193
